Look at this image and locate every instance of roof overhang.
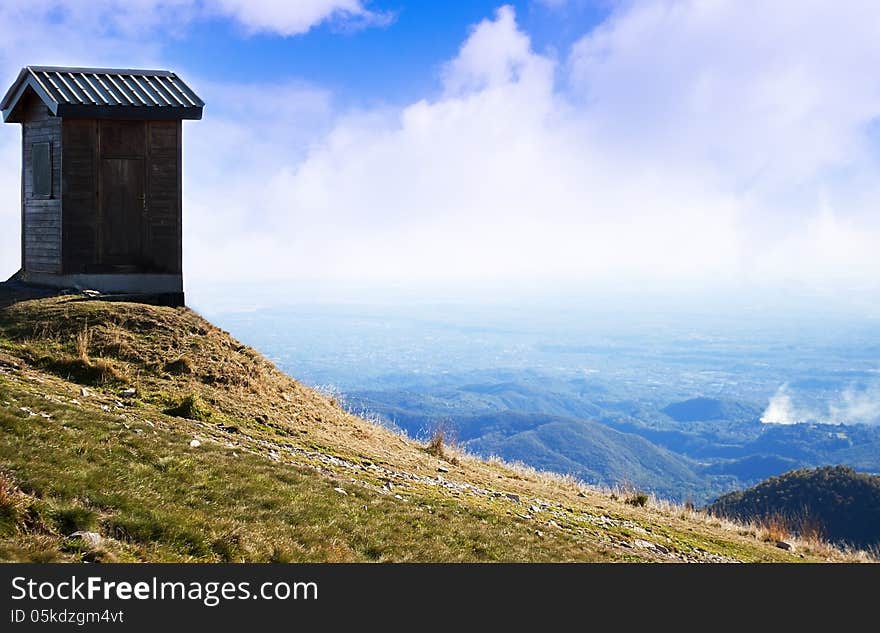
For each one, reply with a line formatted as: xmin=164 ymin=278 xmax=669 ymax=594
xmin=2 ymin=66 xmax=204 ymax=123
xmin=2 ymin=69 xmax=59 ymax=122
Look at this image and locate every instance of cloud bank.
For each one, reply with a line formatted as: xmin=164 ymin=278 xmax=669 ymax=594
xmin=2 ymin=2 xmax=880 ymax=289
xmin=762 ymin=383 xmax=880 ymax=426
xmin=184 ymin=2 xmax=880 ymax=284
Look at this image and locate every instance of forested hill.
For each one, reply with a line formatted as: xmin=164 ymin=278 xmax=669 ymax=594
xmin=708 ymin=466 xmax=880 ymax=549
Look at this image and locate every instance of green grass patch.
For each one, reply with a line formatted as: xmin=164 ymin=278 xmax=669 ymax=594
xmin=164 ymin=393 xmax=213 ymax=421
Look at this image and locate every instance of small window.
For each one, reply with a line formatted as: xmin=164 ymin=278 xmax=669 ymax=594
xmin=32 ymin=142 xmax=51 ymax=197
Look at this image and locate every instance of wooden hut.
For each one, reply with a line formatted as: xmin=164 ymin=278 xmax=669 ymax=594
xmin=1 ymin=66 xmax=204 ymax=306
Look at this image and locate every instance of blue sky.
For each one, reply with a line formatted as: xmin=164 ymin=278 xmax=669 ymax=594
xmin=1 ymin=1 xmax=879 ymax=295
xmin=165 ymin=1 xmax=609 ymax=106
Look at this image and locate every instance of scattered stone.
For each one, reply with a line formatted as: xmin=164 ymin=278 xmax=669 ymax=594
xmin=68 ymin=531 xmax=103 ymax=548
xmin=634 ymin=539 xmax=658 ymax=550
xmin=776 ymin=540 xmax=794 ymax=551
xmin=100 ymin=405 xmax=110 ymax=412
xmin=394 ymin=494 xmax=403 ymax=500
xmin=548 ymin=520 xmax=560 ymax=529
xmin=70 ymin=399 xmax=80 ymax=405
xmin=505 ymin=493 xmax=520 ymax=503
xmin=535 ymin=530 xmax=544 ymax=538
xmin=577 ymin=491 xmax=588 ymax=498
xmin=120 ymin=388 xmax=136 ymax=398
xmin=82 ymin=289 xmax=101 ymax=298
xmin=189 ymin=439 xmax=201 ymax=448
xmin=530 ymin=504 xmax=542 ymax=513
xmin=333 ymin=487 xmax=347 ymax=495
xmin=80 ymin=387 xmax=90 ymax=397
xmin=437 ymin=466 xmax=449 ymax=473
xmin=39 ymin=412 xmax=51 ymax=419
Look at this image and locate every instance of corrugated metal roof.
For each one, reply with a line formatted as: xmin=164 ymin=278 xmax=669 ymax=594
xmin=1 ymin=66 xmax=204 ymax=122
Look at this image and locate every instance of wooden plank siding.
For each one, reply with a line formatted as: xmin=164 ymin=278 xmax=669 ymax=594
xmin=62 ymin=119 xmax=98 ymax=272
xmin=58 ymin=119 xmax=182 ymax=274
xmin=146 ymin=121 xmax=181 ymax=274
xmin=16 ymin=91 xmax=183 ymax=278
xmin=21 ymin=94 xmax=62 ymax=273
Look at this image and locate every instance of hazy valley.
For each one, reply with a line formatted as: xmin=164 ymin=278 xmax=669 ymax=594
xmin=204 ymin=290 xmax=880 ymax=505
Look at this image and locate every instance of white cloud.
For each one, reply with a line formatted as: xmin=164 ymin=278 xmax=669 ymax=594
xmin=763 ymin=382 xmax=880 ymax=426
xmin=211 ymin=0 xmax=390 ymax=36
xmin=3 ymin=2 xmax=880 ymax=289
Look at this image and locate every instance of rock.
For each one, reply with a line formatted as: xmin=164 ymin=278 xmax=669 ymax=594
xmin=80 ymin=387 xmax=90 ymax=397
xmin=535 ymin=530 xmax=544 ymax=538
xmin=333 ymin=487 xmax=347 ymax=495
xmin=577 ymin=491 xmax=588 ymax=498
xmin=68 ymin=531 xmax=103 ymax=548
xmin=120 ymin=388 xmax=136 ymax=398
xmin=70 ymin=399 xmax=80 ymax=405
xmin=189 ymin=439 xmax=201 ymax=448
xmin=82 ymin=289 xmax=101 ymax=298
xmin=505 ymin=493 xmax=520 ymax=503
xmin=437 ymin=466 xmax=449 ymax=473
xmin=776 ymin=540 xmax=794 ymax=551
xmin=634 ymin=539 xmax=658 ymax=550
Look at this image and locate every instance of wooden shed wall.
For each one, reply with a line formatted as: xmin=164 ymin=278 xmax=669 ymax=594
xmin=60 ymin=119 xmax=182 ymax=274
xmin=146 ymin=121 xmax=182 ymax=274
xmin=21 ymin=95 xmax=62 ymax=273
xmin=62 ymin=120 xmax=97 ymax=272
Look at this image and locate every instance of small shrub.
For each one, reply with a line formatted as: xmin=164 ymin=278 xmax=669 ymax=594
xmin=51 ymin=506 xmax=97 ymax=534
xmin=75 ymin=327 xmax=91 ymax=362
xmin=625 ymin=493 xmax=649 ymax=507
xmin=164 ymin=356 xmax=193 ymax=376
xmin=165 ymin=393 xmax=212 ymax=421
xmin=795 ymin=513 xmax=825 ymax=543
xmin=425 ymin=429 xmax=446 ymax=459
xmin=39 ymin=356 xmax=125 ymax=386
xmin=758 ymin=514 xmax=791 ymax=543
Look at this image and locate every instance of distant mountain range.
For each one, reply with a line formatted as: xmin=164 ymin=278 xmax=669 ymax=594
xmin=346 ymin=384 xmax=880 ymax=503
xmin=707 ymin=466 xmax=880 ymax=549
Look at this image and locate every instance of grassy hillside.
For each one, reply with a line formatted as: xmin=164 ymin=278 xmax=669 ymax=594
xmin=0 ymin=287 xmax=865 ymax=562
xmin=708 ymin=466 xmax=880 ymax=549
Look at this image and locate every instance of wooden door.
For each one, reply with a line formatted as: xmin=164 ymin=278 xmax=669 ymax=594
xmin=101 ymin=158 xmax=144 ymax=268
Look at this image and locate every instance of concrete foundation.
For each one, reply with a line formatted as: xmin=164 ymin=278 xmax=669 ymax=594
xmin=13 ymin=270 xmax=185 ymax=306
